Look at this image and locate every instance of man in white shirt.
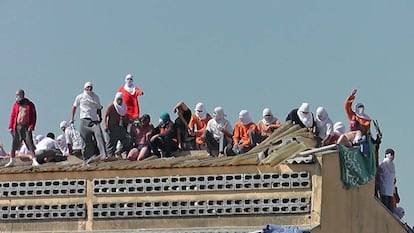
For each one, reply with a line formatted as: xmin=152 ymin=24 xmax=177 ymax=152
xmin=70 ymin=82 xmax=107 ymax=164
xmin=60 ymin=121 xmax=85 ymax=159
xmin=379 ymin=148 xmax=396 ymax=211
xmin=35 ymin=132 xmax=66 ymax=164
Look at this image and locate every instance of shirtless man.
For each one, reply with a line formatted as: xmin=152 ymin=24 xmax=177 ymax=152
xmin=6 ymin=89 xmax=39 ymax=167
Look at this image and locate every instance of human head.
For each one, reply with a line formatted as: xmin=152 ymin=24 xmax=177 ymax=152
xmin=385 ymin=148 xmax=395 ymax=161
xmin=394 ymin=207 xmax=405 ymax=219
xmin=59 ymin=121 xmax=69 ymax=132
xmin=46 ymin=132 xmax=55 ymax=139
xmin=355 ymin=103 xmax=365 ymax=115
xmin=160 ymin=112 xmax=170 ymax=123
xmin=333 ymin=122 xmax=346 ymax=135
xmin=213 ymin=106 xmax=226 ymax=122
xmin=195 ymin=102 xmax=207 ymax=120
xmin=239 ymin=110 xmax=252 ymax=125
xmin=299 ymin=103 xmax=310 ymax=114
xmin=35 ymin=134 xmax=45 ymax=144
xmin=262 ymin=108 xmax=274 ymax=123
xmin=140 ymin=114 xmax=151 ymax=126
xmin=125 ymin=74 xmax=134 ymax=87
xmin=15 ymin=89 xmax=25 ymax=102
xmin=114 ymin=92 xmax=124 ymax=105
xmin=56 ymin=135 xmax=65 ymax=146
xmin=316 ymin=107 xmax=328 ymax=121
xmin=84 ymin=82 xmax=93 ymax=92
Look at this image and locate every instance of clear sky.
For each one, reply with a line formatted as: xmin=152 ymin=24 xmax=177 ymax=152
xmin=1 ymin=0 xmax=414 ymax=225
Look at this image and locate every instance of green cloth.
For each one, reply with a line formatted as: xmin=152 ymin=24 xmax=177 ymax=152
xmin=337 ymin=140 xmax=376 ymax=189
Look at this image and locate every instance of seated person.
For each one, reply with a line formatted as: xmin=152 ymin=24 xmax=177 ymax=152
xmin=173 ymin=101 xmax=195 ymax=150
xmin=150 ymin=112 xmax=178 ymax=157
xmin=315 ymin=107 xmax=334 ymax=146
xmin=128 ymin=114 xmax=154 ymax=161
xmin=56 ymin=134 xmax=70 ymax=156
xmin=257 ymin=108 xmax=281 ymax=143
xmin=203 ymin=107 xmax=233 ymax=157
xmin=328 ymin=121 xmax=346 ymax=145
xmin=60 ymin=121 xmax=85 ymax=159
xmin=188 ymin=102 xmax=212 ymax=150
xmin=337 ymin=120 xmax=366 ymax=148
xmin=286 ymin=102 xmax=318 ymax=134
xmin=35 ymin=132 xmax=67 ymax=164
xmin=225 ymin=110 xmax=260 ymax=156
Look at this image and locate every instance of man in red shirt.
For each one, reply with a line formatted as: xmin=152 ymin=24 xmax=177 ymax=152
xmin=6 ymin=89 xmax=39 ymax=167
xmin=118 ymin=74 xmax=144 ymax=121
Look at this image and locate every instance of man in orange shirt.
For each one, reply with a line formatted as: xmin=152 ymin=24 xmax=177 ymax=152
xmin=344 ymin=88 xmax=371 ymax=133
xmin=188 ymin=102 xmax=212 ymax=150
xmin=225 ymin=110 xmax=259 ymax=156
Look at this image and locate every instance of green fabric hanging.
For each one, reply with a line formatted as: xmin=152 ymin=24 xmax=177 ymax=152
xmin=337 ymin=140 xmax=376 ymax=189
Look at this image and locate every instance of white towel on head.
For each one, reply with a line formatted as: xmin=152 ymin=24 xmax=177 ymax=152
xmin=297 ymin=103 xmax=313 ymax=128
xmin=123 ymin=74 xmax=135 ymax=95
xmin=113 ymin=92 xmax=126 ymax=116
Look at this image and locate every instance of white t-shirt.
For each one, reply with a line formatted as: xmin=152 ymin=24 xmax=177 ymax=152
xmin=73 ymin=92 xmax=102 ymax=121
xmin=64 ymin=127 xmax=85 ymax=150
xmin=205 ymin=118 xmax=233 ymax=141
xmin=380 ymin=159 xmax=396 ymax=196
xmin=35 ymin=137 xmax=59 ymax=153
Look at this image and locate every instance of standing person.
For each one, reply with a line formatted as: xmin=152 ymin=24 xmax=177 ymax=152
xmin=6 ymin=89 xmax=39 ymax=167
xmin=59 ymin=121 xmax=85 ymax=159
xmin=103 ymin=92 xmax=132 ymax=158
xmin=118 ymin=74 xmax=144 ymax=121
xmin=70 ymin=82 xmax=107 ymax=164
xmin=344 ymin=88 xmax=371 ymax=133
xmin=379 ymin=148 xmax=396 ymax=212
xmin=203 ymin=106 xmax=233 ymax=157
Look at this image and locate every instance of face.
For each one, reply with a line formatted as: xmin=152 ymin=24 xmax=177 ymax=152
xmin=264 ymin=114 xmax=272 ymax=121
xmin=61 ymin=126 xmax=66 ymax=132
xmin=84 ymin=85 xmax=93 ymax=92
xmin=116 ymin=97 xmax=123 ymax=105
xmin=15 ymin=91 xmax=23 ymax=102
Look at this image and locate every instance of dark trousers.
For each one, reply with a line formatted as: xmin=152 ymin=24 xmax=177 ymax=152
xmin=381 ymin=195 xmax=394 ymax=212
xmin=106 ymin=125 xmax=131 ymax=156
xmin=204 ymin=131 xmax=229 ymax=156
xmin=150 ymin=137 xmax=178 ymax=157
xmin=11 ymin=124 xmax=36 ymax=156
xmin=35 ymin=149 xmax=67 ymax=164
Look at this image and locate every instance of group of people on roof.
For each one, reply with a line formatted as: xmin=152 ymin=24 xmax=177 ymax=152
xmin=0 ymin=75 xmax=388 ymax=166
xmin=0 ymin=75 xmax=410 ymax=231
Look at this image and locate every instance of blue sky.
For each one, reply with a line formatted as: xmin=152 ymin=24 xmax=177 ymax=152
xmin=1 ymin=0 xmax=414 ymax=225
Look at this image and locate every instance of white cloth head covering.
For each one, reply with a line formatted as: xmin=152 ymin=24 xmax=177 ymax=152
xmin=316 ymin=107 xmax=329 ymax=128
xmin=84 ymin=82 xmax=93 ymax=90
xmin=213 ymin=106 xmax=226 ymax=122
xmin=82 ymin=82 xmax=101 ymax=109
xmin=124 ymin=74 xmax=135 ymax=95
xmin=35 ymin=134 xmax=45 ymax=143
xmin=355 ymin=103 xmax=371 ymax=120
xmin=195 ymin=102 xmax=207 ymax=120
xmin=297 ymin=103 xmax=313 ymax=128
xmin=333 ymin=122 xmax=346 ymax=135
xmin=60 ymin=121 xmax=69 ymax=129
xmin=113 ymin=92 xmax=126 ymax=116
xmin=262 ymin=108 xmax=278 ymax=126
xmin=239 ymin=110 xmax=252 ymax=125
xmin=394 ymin=207 xmax=405 ymax=219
